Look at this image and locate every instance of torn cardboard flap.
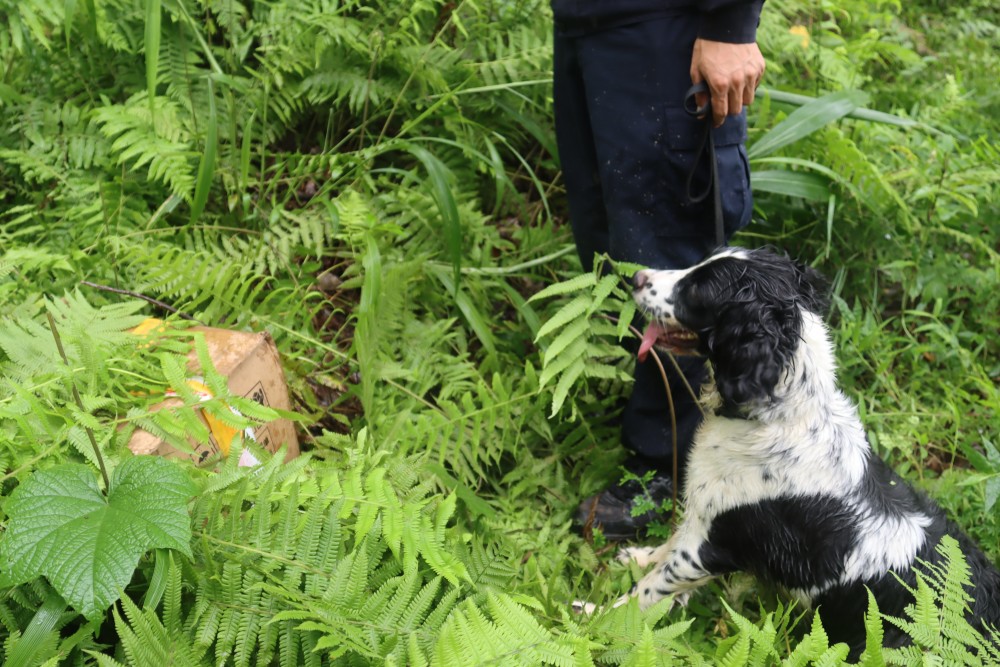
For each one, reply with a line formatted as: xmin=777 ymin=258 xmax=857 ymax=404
xmin=128 ymin=321 xmax=300 ymax=464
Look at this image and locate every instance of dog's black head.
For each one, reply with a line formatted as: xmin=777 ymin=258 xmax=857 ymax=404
xmin=633 ymin=247 xmax=830 ymax=412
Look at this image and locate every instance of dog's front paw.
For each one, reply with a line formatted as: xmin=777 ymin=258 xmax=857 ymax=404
xmin=616 ymin=545 xmax=658 ymax=567
xmin=612 ymin=593 xmax=633 ymax=609
xmin=571 ymin=600 xmax=600 ymax=615
xmin=572 ymin=593 xmax=633 ymax=615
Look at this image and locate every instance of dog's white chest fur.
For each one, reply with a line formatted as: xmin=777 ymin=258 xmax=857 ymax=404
xmin=683 ymin=313 xmax=930 ymax=594
xmin=686 ymin=312 xmax=866 ymax=510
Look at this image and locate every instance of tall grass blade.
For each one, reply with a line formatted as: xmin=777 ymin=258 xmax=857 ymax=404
xmin=432 ymin=269 xmax=497 ymax=355
xmin=239 ymin=110 xmax=256 ymax=194
xmin=5 ymin=591 xmax=65 ymax=667
xmin=144 ymin=0 xmax=161 ymax=116
xmin=189 ymin=78 xmax=218 ymax=225
xmin=356 ymin=236 xmax=383 ymax=416
xmin=749 ymin=90 xmax=868 ymax=159
xmin=759 ymin=87 xmax=940 ymax=131
xmin=399 ymin=142 xmax=462 ymax=287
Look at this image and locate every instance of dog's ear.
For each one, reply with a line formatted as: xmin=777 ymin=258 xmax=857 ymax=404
xmin=706 ymin=299 xmax=800 ymax=411
xmin=792 ymin=259 xmax=831 ymax=316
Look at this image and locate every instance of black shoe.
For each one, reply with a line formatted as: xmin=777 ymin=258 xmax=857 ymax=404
xmin=575 ymin=467 xmax=676 ymax=541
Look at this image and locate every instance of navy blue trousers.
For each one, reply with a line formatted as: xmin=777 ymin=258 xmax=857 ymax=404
xmin=553 ymin=13 xmax=753 ymax=467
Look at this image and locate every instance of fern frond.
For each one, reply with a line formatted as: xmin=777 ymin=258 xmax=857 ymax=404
xmin=532 ymin=261 xmax=637 ymax=416
xmin=882 ymin=535 xmax=995 ymax=665
xmin=463 ymin=541 xmax=518 ymax=593
xmin=112 ymin=594 xmax=207 ymax=667
xmin=93 ymin=93 xmax=195 ymax=197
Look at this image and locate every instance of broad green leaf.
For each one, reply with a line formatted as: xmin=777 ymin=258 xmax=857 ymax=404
xmin=749 ymin=89 xmax=869 ymax=159
xmin=983 ymin=437 xmax=1000 ymax=463
xmin=482 ymin=137 xmax=507 ymax=218
xmin=759 ymin=86 xmax=925 ymax=130
xmin=239 ymin=110 xmax=256 ymax=193
xmin=1 ymin=458 xmax=196 ymax=619
xmin=498 ymin=280 xmax=541 ymax=337
xmin=142 ymin=548 xmax=171 ymax=611
xmin=957 ymin=440 xmax=992 ymax=473
xmin=425 ymin=462 xmax=496 ymax=519
xmin=750 ymin=156 xmax=845 ymax=182
xmin=355 ymin=236 xmax=383 ymax=414
xmin=451 ymin=286 xmax=498 ymax=356
xmin=433 ymin=269 xmax=497 ymax=355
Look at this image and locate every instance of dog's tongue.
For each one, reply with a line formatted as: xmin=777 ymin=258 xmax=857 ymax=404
xmin=638 ymin=322 xmax=663 ymax=362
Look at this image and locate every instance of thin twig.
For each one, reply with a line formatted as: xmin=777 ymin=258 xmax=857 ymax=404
xmin=80 ymin=281 xmax=203 ymax=324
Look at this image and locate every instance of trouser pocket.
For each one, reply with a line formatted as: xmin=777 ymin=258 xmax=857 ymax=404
xmin=657 ymin=107 xmax=752 ymax=241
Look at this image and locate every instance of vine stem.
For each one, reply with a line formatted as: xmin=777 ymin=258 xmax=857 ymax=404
xmin=624 ymin=323 xmax=689 ymax=531
xmin=46 ymin=312 xmax=111 ymax=490
xmin=593 ymin=311 xmax=706 ymax=531
xmin=79 ymin=281 xmax=201 ymax=323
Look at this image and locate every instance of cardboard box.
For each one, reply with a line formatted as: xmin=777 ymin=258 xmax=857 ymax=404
xmin=128 ymin=321 xmax=299 ymax=464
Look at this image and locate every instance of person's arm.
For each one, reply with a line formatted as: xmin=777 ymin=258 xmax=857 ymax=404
xmin=691 ymin=0 xmax=766 ymax=127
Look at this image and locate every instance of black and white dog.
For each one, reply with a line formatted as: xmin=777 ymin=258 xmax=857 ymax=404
xmin=610 ymin=246 xmax=999 ymax=653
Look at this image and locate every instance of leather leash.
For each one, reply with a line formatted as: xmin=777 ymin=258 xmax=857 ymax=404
xmin=683 ymin=82 xmax=727 ymax=248
xmin=654 ymin=83 xmax=727 ymax=531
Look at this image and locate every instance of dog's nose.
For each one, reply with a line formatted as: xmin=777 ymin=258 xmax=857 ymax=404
xmin=632 ymin=270 xmax=649 ymax=290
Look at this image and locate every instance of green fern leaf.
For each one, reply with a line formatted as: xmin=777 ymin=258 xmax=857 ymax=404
xmin=538 ymin=337 xmax=588 ymax=389
xmin=857 ymin=589 xmax=886 ymax=667
xmin=114 ymin=593 xmax=206 ymax=667
xmin=529 ymin=272 xmax=598 ymax=303
xmin=93 ymin=94 xmax=195 ymax=197
xmin=550 ymin=360 xmax=586 ymax=417
xmin=813 ymin=643 xmax=851 ymax=667
xmin=617 ymin=299 xmax=639 ymax=339
xmin=535 ymin=294 xmax=591 ymax=342
xmin=588 ymin=273 xmax=623 ymax=314
xmin=542 ymin=317 xmax=590 ymax=368
xmin=624 ymin=624 xmax=657 ymax=667
xmin=716 ymin=632 xmax=751 ymax=667
xmin=417 ymin=493 xmax=470 ymax=586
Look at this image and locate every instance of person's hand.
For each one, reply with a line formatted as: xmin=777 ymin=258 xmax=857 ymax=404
xmin=690 ymin=39 xmax=765 ymax=127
